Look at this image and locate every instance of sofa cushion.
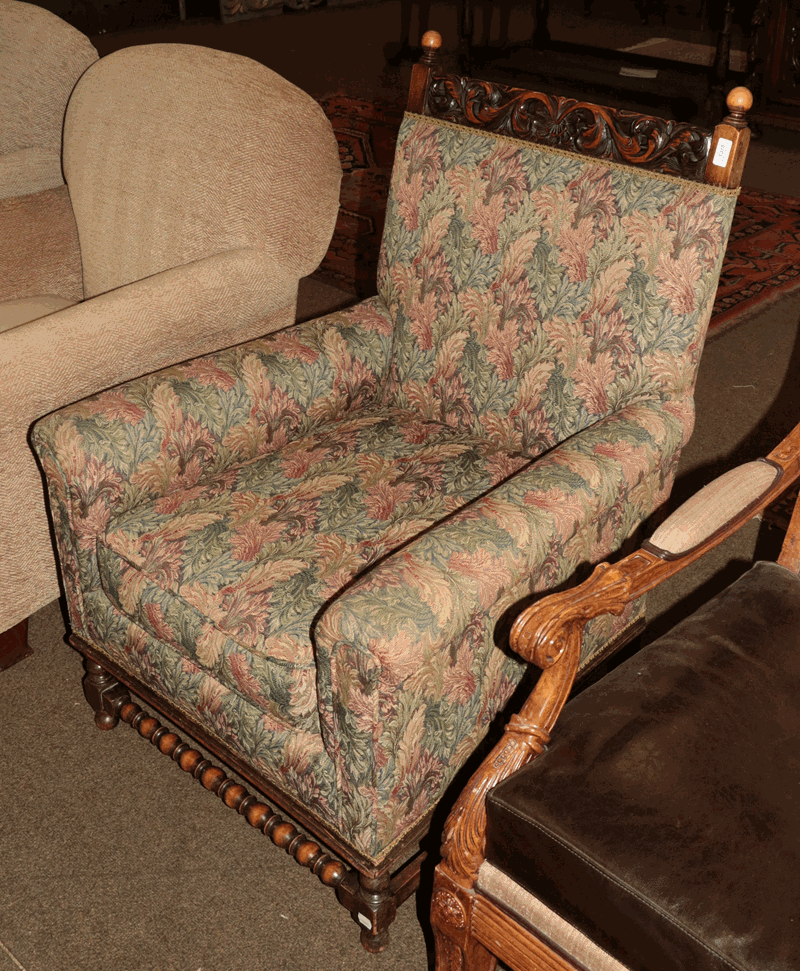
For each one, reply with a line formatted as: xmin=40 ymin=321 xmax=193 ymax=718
xmin=0 ymin=293 xmax=77 ymax=333
xmin=485 ymin=561 xmax=800 ymax=971
xmin=0 ymin=185 xmax=84 ymax=304
xmin=96 ymin=407 xmax=531 ymax=731
xmin=0 ymin=147 xmax=64 ymax=199
xmin=0 ymin=1 xmax=97 ymax=192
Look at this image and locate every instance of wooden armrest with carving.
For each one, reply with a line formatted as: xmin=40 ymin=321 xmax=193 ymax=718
xmin=439 ymin=421 xmax=800 ymax=889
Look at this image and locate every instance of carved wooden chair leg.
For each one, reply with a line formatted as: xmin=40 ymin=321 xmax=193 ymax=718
xmin=82 ymin=657 xmax=131 ymax=730
xmin=431 ymin=873 xmax=497 ymax=971
xmin=79 ymin=655 xmax=414 ymax=949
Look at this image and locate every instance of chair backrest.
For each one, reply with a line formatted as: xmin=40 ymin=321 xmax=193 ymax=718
xmin=381 ymin=36 xmax=747 ymax=457
xmin=62 ymin=43 xmax=342 ymax=298
xmin=0 ymin=0 xmax=97 ymax=198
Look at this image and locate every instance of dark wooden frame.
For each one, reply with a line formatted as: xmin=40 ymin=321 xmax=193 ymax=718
xmin=67 ymin=34 xmax=753 ymax=953
xmin=430 ymin=424 xmax=800 ymax=969
xmin=0 ymin=618 xmax=32 ymax=672
xmin=409 ymin=32 xmax=751 ymax=189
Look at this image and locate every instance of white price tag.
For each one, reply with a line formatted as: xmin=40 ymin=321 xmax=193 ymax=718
xmin=713 ymin=137 xmax=733 ymax=168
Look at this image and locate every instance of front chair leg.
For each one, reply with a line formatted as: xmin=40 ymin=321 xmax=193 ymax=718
xmin=431 ymin=873 xmax=496 ymax=971
xmin=336 ymin=871 xmax=397 ymax=952
xmin=82 ymin=657 xmax=130 ymax=730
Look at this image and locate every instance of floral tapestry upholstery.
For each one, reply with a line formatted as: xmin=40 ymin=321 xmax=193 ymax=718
xmin=383 ymin=117 xmax=735 ymax=449
xmin=32 ymin=114 xmax=738 ymax=866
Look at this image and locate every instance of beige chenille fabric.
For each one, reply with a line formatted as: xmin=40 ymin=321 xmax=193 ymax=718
xmin=649 ymin=460 xmax=780 ymax=555
xmin=0 ymin=1 xmax=98 ymax=198
xmin=64 ymin=43 xmax=341 ymax=297
xmin=0 ymin=295 xmax=77 ymax=334
xmin=0 ymin=43 xmax=342 ymax=635
xmin=477 ymin=863 xmax=631 ymax=971
xmin=0 ymin=186 xmax=84 ymax=304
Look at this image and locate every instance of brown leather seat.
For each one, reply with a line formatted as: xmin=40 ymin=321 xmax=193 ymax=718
xmin=485 ymin=560 xmax=800 ymax=971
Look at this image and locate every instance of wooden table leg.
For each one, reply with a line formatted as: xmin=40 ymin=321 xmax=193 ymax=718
xmin=0 ymin=618 xmax=32 ymax=671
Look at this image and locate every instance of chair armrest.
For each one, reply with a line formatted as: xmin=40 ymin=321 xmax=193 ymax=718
xmin=314 ymin=398 xmax=688 ymax=856
xmin=31 ymin=293 xmax=393 ymax=510
xmin=8 ymin=247 xmax=301 ymax=427
xmin=436 ymin=418 xmax=800 ymax=890
xmin=30 ymin=296 xmax=394 ymax=631
xmin=514 ymin=419 xmax=800 ymax=664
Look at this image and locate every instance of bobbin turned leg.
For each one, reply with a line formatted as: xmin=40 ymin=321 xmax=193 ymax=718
xmin=82 ymin=657 xmax=130 ymax=730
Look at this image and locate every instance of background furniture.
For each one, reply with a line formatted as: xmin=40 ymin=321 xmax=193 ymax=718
xmin=0 ymin=0 xmax=97 ymax=669
xmin=431 ymin=415 xmax=800 ymax=971
xmin=0 ymin=0 xmax=97 ymax=198
xmin=0 ymin=38 xmax=341 ymax=663
xmin=460 ymin=0 xmax=746 ymax=124
xmin=31 ymin=34 xmax=749 ymax=952
xmin=750 ymin=0 xmax=800 ymax=129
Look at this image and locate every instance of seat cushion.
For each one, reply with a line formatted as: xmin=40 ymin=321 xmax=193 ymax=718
xmin=96 ymin=406 xmax=531 ymax=731
xmin=485 ymin=560 xmax=800 ymax=971
xmin=0 ymin=147 xmax=64 ymax=199
xmin=0 ymin=293 xmax=77 ymax=333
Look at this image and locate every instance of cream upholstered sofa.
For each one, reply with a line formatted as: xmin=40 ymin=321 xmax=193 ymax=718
xmin=0 ymin=34 xmax=342 ymax=651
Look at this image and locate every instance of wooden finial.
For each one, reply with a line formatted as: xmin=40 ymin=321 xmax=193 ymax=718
xmin=724 ymin=86 xmax=753 ymax=129
xmin=407 ymin=31 xmax=443 ymax=114
xmin=421 ymin=30 xmax=442 ymax=60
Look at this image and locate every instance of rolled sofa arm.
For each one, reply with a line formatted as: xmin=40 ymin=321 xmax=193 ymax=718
xmin=6 ymin=246 xmax=298 ymax=427
xmin=1 ymin=245 xmax=310 ymax=630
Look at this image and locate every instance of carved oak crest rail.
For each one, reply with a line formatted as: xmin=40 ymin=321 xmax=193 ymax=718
xmin=409 ymin=30 xmax=752 ymax=189
xmin=425 ymin=75 xmax=713 ymax=180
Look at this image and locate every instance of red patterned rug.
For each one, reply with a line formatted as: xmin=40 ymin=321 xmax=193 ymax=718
xmin=316 ymin=96 xmax=800 ymax=331
xmin=710 ymin=186 xmax=800 ymax=337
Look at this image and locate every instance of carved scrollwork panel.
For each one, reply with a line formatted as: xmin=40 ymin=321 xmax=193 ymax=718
xmin=425 ymin=75 xmax=712 ymax=181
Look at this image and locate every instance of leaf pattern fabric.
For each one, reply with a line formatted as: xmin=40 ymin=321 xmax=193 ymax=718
xmin=32 ymin=114 xmax=738 ymax=864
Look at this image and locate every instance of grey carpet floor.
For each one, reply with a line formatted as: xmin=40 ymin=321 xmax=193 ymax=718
xmin=3 ymin=2 xmax=800 ymax=968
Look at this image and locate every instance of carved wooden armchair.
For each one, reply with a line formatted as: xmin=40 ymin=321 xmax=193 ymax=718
xmin=30 ymin=33 xmax=751 ymax=951
xmin=431 ymin=421 xmax=800 ymax=971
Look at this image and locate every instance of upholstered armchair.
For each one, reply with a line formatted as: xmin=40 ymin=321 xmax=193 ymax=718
xmin=30 ymin=34 xmax=750 ymax=951
xmin=0 ymin=39 xmax=342 ymax=660
xmin=430 ymin=420 xmax=800 ymax=971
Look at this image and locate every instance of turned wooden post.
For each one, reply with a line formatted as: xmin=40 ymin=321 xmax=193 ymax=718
xmin=705 ymin=86 xmax=753 ymax=188
xmin=407 ymin=30 xmax=442 ymax=114
xmin=83 ymin=658 xmax=130 ymax=729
